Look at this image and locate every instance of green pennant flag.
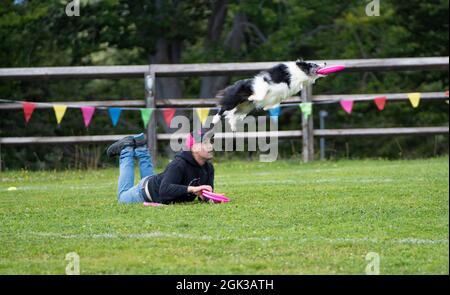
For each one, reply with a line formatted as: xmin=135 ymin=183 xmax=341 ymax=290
xmin=140 ymin=108 xmax=154 ymax=128
xmin=299 ymin=102 xmax=313 ymax=119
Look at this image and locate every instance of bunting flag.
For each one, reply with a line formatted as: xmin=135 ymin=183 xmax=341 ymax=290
xmin=268 ymin=106 xmax=281 ymax=123
xmin=299 ymin=102 xmax=313 ymax=119
xmin=340 ymin=100 xmax=354 ymax=114
xmin=81 ymin=106 xmax=95 ymax=127
xmin=53 ymin=104 xmax=67 ymax=124
xmin=408 ymin=92 xmax=421 ymax=108
xmin=108 ymin=107 xmax=122 ymax=127
xmin=22 ymin=102 xmax=36 ymax=124
xmin=374 ymin=96 xmax=387 ymax=111
xmin=163 ymin=108 xmax=176 ymax=127
xmin=195 ymin=108 xmax=210 ymax=126
xmin=140 ymin=108 xmax=154 ymax=128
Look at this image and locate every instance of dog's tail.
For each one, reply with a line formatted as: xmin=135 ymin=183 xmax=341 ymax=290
xmin=204 ymin=79 xmax=254 ymax=140
xmin=216 ymin=79 xmax=253 ymax=109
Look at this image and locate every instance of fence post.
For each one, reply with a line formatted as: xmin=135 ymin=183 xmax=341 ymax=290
xmin=145 ymin=69 xmax=157 ymax=166
xmin=301 ymin=83 xmax=314 ymax=162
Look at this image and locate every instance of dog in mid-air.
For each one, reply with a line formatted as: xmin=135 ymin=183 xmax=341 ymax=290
xmin=204 ymin=59 xmax=326 ymax=138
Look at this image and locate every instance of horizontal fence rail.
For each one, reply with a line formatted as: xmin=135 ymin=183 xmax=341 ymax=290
xmin=1 ymin=127 xmax=448 ymax=145
xmin=0 ymin=57 xmax=448 ymax=80
xmin=0 ymin=92 xmax=447 ymax=109
xmin=0 ymin=56 xmax=448 ymax=163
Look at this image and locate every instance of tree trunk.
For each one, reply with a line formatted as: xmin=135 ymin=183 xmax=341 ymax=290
xmin=150 ymin=0 xmax=184 ymax=157
xmin=199 ymin=3 xmax=248 ymax=99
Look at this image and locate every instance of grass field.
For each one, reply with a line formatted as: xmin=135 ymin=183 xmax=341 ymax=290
xmin=0 ymin=157 xmax=448 ymax=274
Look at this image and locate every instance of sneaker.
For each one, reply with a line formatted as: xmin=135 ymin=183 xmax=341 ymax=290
xmin=133 ymin=133 xmax=147 ymax=147
xmin=106 ymin=136 xmax=135 ymax=158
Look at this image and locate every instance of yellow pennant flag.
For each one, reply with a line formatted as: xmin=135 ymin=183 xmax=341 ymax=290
xmin=407 ymin=93 xmax=421 ymax=108
xmin=53 ymin=104 xmax=67 ymax=124
xmin=195 ymin=108 xmax=210 ymax=126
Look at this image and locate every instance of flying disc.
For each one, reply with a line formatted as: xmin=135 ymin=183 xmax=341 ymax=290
xmin=317 ymin=65 xmax=345 ymax=75
xmin=201 ymin=190 xmax=230 ymax=203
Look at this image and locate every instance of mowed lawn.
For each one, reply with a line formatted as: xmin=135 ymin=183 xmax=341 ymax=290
xmin=0 ymin=157 xmax=448 ymax=274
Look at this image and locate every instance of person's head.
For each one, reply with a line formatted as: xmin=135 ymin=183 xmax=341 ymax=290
xmin=186 ymin=132 xmax=214 ymax=164
xmin=191 ymin=139 xmax=214 ymax=162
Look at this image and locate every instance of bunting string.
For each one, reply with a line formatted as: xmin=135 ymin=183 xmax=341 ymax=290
xmin=0 ymin=90 xmax=447 ymax=127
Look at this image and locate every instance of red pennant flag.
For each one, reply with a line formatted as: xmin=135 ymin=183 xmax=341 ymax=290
xmin=163 ymin=108 xmax=176 ymax=126
xmin=22 ymin=102 xmax=36 ymax=124
xmin=374 ymin=96 xmax=387 ymax=111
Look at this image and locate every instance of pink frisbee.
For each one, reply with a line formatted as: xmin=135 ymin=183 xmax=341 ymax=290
xmin=201 ymin=190 xmax=230 ymax=203
xmin=317 ymin=65 xmax=345 ymax=75
xmin=143 ymin=202 xmax=165 ymax=207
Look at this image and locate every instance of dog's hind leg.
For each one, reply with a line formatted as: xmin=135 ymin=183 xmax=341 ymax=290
xmin=203 ymin=107 xmax=225 ymax=140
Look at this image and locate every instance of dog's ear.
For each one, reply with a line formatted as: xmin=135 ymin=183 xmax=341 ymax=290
xmin=296 ymin=59 xmax=312 ymax=74
xmin=296 ymin=58 xmax=304 ymax=63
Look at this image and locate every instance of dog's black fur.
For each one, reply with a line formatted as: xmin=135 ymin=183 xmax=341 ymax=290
xmin=203 ymin=60 xmax=324 ymax=139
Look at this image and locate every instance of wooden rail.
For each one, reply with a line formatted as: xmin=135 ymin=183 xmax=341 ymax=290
xmin=0 ymin=57 xmax=447 ymax=79
xmin=1 ymin=127 xmax=448 ymax=145
xmin=0 ymin=92 xmax=446 ymax=109
xmin=0 ymin=56 xmax=449 ymax=163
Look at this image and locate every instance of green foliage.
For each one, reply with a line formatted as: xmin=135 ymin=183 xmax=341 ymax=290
xmin=0 ymin=0 xmax=448 ymax=169
xmin=0 ymin=158 xmax=448 ymax=274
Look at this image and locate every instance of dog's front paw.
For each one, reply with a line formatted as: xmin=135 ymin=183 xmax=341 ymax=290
xmin=248 ymin=95 xmax=256 ymax=101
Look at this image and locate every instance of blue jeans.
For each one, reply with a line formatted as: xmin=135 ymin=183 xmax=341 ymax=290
xmin=117 ymin=145 xmax=154 ymax=203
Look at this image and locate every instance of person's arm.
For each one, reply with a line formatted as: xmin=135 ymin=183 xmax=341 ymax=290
xmin=158 ymin=162 xmax=212 ymax=203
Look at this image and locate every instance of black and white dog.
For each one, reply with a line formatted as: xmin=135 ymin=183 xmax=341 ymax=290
xmin=205 ymin=59 xmax=325 ymax=137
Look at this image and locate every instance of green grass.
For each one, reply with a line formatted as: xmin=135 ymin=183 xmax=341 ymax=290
xmin=0 ymin=157 xmax=448 ymax=274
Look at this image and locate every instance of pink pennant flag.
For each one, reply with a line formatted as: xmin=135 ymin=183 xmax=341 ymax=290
xmin=22 ymin=102 xmax=36 ymax=124
xmin=340 ymin=100 xmax=354 ymax=114
xmin=374 ymin=96 xmax=387 ymax=111
xmin=163 ymin=108 xmax=176 ymax=126
xmin=81 ymin=106 xmax=95 ymax=127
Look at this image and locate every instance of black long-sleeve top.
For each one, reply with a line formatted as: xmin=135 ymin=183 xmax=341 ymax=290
xmin=144 ymin=151 xmax=214 ymax=204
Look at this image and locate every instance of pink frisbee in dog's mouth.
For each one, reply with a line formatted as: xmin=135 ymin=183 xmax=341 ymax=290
xmin=317 ymin=65 xmax=346 ymax=75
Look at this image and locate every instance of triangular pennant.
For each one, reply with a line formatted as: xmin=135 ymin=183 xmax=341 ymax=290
xmin=407 ymin=93 xmax=421 ymax=108
xmin=268 ymin=106 xmax=281 ymax=123
xmin=268 ymin=106 xmax=281 ymax=117
xmin=81 ymin=106 xmax=95 ymax=127
xmin=195 ymin=108 xmax=210 ymax=126
xmin=53 ymin=104 xmax=67 ymax=124
xmin=163 ymin=108 xmax=176 ymax=127
xmin=140 ymin=108 xmax=154 ymax=128
xmin=374 ymin=96 xmax=387 ymax=111
xmin=108 ymin=107 xmax=122 ymax=127
xmin=299 ymin=102 xmax=313 ymax=119
xmin=340 ymin=100 xmax=354 ymax=114
xmin=22 ymin=102 xmax=36 ymax=124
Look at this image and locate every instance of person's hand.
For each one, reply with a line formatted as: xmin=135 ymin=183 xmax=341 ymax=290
xmin=188 ymin=185 xmax=213 ymax=197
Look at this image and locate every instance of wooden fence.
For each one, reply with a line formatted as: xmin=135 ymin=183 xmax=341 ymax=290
xmin=0 ymin=57 xmax=449 ymax=164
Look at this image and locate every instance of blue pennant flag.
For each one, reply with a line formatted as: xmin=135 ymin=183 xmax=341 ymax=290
xmin=268 ymin=106 xmax=281 ymax=123
xmin=108 ymin=107 xmax=122 ymax=127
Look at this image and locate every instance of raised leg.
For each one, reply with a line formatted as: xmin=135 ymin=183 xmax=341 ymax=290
xmin=135 ymin=145 xmax=154 ymax=179
xmin=117 ymin=146 xmax=143 ymax=203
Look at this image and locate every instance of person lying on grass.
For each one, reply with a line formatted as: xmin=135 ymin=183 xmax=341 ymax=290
xmin=106 ymin=133 xmax=214 ymax=205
